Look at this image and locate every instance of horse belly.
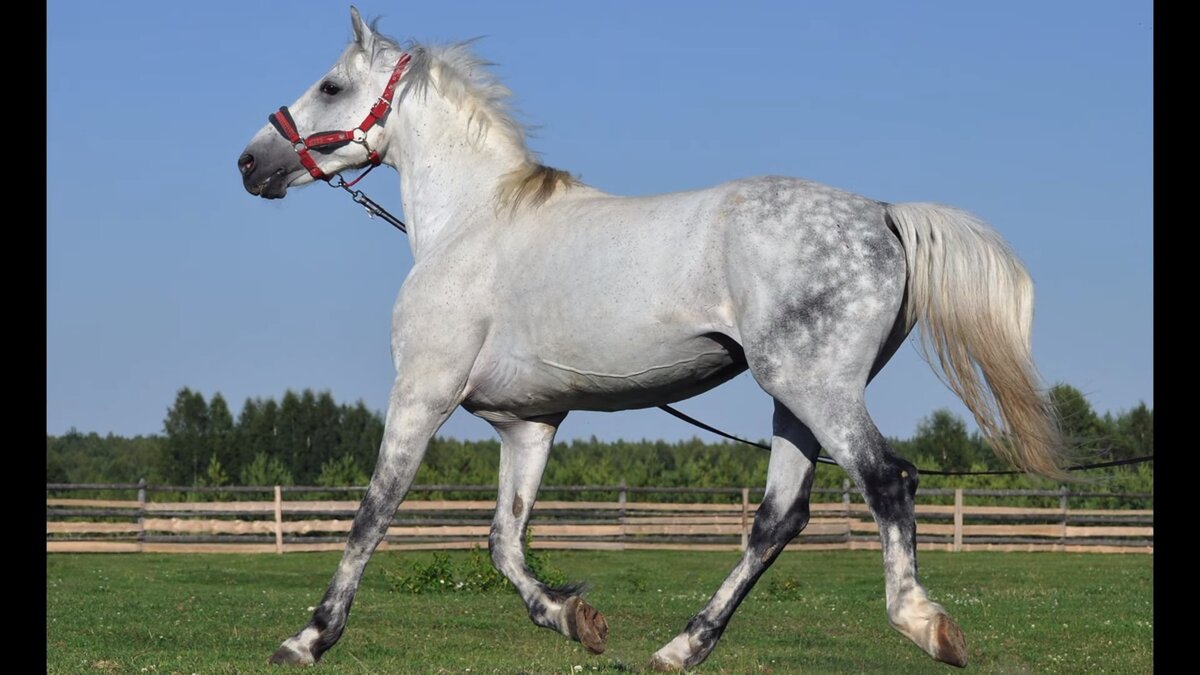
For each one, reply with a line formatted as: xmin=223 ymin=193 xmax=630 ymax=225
xmin=465 ymin=333 xmax=746 ymax=417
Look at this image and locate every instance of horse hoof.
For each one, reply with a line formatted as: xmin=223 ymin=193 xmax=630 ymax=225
xmin=268 ymin=643 xmax=315 ymax=666
xmin=565 ymin=596 xmax=609 ymax=654
xmin=931 ymin=613 xmax=968 ymax=668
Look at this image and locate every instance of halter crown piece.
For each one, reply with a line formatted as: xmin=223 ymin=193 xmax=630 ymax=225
xmin=268 ymin=52 xmax=412 ymax=184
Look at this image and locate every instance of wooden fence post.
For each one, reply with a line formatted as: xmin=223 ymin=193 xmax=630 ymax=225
xmin=1060 ymin=485 xmax=1070 ymax=546
xmin=617 ymin=479 xmax=627 ymax=549
xmin=842 ymin=479 xmax=852 ymax=547
xmin=137 ymin=478 xmax=147 ymax=552
xmin=953 ymin=488 xmax=964 ymax=552
xmin=740 ymin=487 xmax=750 ymax=551
xmin=274 ymin=485 xmax=284 ymax=554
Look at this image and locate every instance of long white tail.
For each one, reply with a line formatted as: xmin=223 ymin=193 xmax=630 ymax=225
xmin=887 ymin=203 xmax=1065 ymax=479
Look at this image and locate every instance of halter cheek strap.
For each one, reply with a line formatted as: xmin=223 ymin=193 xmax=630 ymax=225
xmin=268 ymin=52 xmax=412 ymax=182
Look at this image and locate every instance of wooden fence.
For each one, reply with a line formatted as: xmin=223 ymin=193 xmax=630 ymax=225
xmin=46 ymin=482 xmax=1152 ymax=555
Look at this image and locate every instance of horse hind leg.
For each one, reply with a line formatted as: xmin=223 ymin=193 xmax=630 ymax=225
xmin=650 ymin=400 xmax=818 ymax=671
xmin=780 ymin=386 xmax=968 ymax=667
xmin=487 ymin=414 xmax=609 ymax=655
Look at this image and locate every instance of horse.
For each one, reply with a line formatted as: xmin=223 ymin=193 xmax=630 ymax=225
xmin=237 ymin=7 xmax=1063 ymax=670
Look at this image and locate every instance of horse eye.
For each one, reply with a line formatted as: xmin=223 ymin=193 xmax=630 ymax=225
xmin=320 ymin=81 xmax=342 ymax=96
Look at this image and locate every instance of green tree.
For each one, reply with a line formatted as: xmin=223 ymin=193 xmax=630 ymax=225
xmin=278 ymin=390 xmax=309 ymax=481
xmin=233 ymin=397 xmax=262 ymax=477
xmin=909 ymin=409 xmax=979 ymax=472
xmin=969 ymin=430 xmax=1006 ymax=470
xmin=309 ymin=390 xmax=343 ymax=481
xmin=316 ymin=454 xmax=369 ymax=487
xmin=47 ymin=430 xmax=166 ymax=484
xmin=1049 ymin=384 xmax=1111 ymax=459
xmin=1113 ymin=402 xmax=1153 ymax=460
xmin=208 ymin=393 xmax=236 ymax=476
xmin=162 ymin=388 xmax=209 ymax=485
xmin=199 ymin=453 xmax=230 ymax=487
xmin=104 ymin=435 xmax=168 ymax=483
xmin=260 ymin=398 xmax=281 ymax=438
xmin=239 ymin=452 xmax=295 ymax=486
xmin=46 ymin=445 xmax=69 ymax=483
xmin=337 ymin=400 xmax=384 ymax=473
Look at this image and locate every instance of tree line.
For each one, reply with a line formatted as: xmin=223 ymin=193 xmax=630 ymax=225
xmin=47 ymin=384 xmax=1152 ymax=498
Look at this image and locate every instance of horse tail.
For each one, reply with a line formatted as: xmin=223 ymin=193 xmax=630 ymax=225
xmin=885 ymin=202 xmax=1066 ymax=479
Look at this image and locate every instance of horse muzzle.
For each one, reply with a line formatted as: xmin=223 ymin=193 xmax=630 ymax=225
xmin=242 ymin=166 xmax=289 ymax=199
xmin=238 ymin=142 xmax=298 ymax=199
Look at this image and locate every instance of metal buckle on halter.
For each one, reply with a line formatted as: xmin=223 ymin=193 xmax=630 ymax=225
xmin=293 ymin=140 xmax=308 ymax=153
xmin=352 ymin=128 xmax=367 ymax=143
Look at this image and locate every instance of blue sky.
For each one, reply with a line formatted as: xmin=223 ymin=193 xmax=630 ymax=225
xmin=47 ymin=1 xmax=1152 ymax=445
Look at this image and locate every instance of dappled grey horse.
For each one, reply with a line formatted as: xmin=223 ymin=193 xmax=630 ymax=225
xmin=238 ymin=8 xmax=1063 ymax=670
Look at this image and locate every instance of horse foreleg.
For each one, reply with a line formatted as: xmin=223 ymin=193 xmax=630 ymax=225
xmin=486 ymin=414 xmax=610 ymax=654
xmin=651 ymin=400 xmax=817 ymax=671
xmin=268 ymin=379 xmax=455 ymax=665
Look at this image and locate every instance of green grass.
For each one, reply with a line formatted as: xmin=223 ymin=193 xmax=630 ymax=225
xmin=46 ymin=550 xmax=1152 ymax=674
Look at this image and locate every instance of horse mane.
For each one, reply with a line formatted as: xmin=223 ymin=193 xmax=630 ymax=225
xmin=495 ymin=164 xmax=579 ymax=212
xmin=371 ymin=33 xmax=581 ymax=212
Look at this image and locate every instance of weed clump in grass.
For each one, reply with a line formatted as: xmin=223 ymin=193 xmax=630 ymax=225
xmin=386 ymin=534 xmax=567 ymax=594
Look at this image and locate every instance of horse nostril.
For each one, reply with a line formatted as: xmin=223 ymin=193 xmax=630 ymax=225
xmin=238 ymin=152 xmax=255 ymax=176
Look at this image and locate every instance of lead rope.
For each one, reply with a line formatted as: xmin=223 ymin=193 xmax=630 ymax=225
xmin=658 ymin=403 xmax=1153 ymax=476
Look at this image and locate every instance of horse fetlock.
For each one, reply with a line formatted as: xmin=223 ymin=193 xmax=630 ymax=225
xmin=268 ymin=634 xmax=317 ymax=666
xmin=650 ymin=633 xmax=692 ymax=672
xmin=268 ymin=620 xmax=346 ymax=667
xmin=650 ymin=630 xmax=716 ymax=672
xmin=563 ymin=595 xmax=609 ymax=654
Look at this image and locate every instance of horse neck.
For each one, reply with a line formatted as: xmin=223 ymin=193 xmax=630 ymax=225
xmin=385 ymin=87 xmax=527 ymax=259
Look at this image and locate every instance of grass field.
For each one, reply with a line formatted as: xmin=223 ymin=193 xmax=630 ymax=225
xmin=46 ymin=550 xmax=1152 ymax=674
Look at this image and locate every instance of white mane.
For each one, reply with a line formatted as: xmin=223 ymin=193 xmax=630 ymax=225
xmin=370 ymin=33 xmax=580 ymax=210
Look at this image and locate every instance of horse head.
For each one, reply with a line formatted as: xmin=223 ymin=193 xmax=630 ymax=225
xmin=237 ymin=7 xmax=407 ymax=199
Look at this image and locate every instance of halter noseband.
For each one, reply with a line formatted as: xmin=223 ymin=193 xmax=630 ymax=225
xmin=268 ymin=52 xmax=412 ymax=183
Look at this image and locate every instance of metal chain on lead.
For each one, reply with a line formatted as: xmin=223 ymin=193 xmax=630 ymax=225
xmin=330 ymin=173 xmax=406 ymax=233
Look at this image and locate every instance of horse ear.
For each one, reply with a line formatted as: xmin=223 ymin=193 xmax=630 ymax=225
xmin=350 ymin=6 xmax=373 ymax=49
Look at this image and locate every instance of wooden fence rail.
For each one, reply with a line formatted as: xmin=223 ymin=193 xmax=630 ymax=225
xmin=46 ymin=482 xmax=1152 ymax=555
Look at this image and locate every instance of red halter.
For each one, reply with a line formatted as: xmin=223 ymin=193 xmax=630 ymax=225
xmin=268 ymin=52 xmax=412 ymax=182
